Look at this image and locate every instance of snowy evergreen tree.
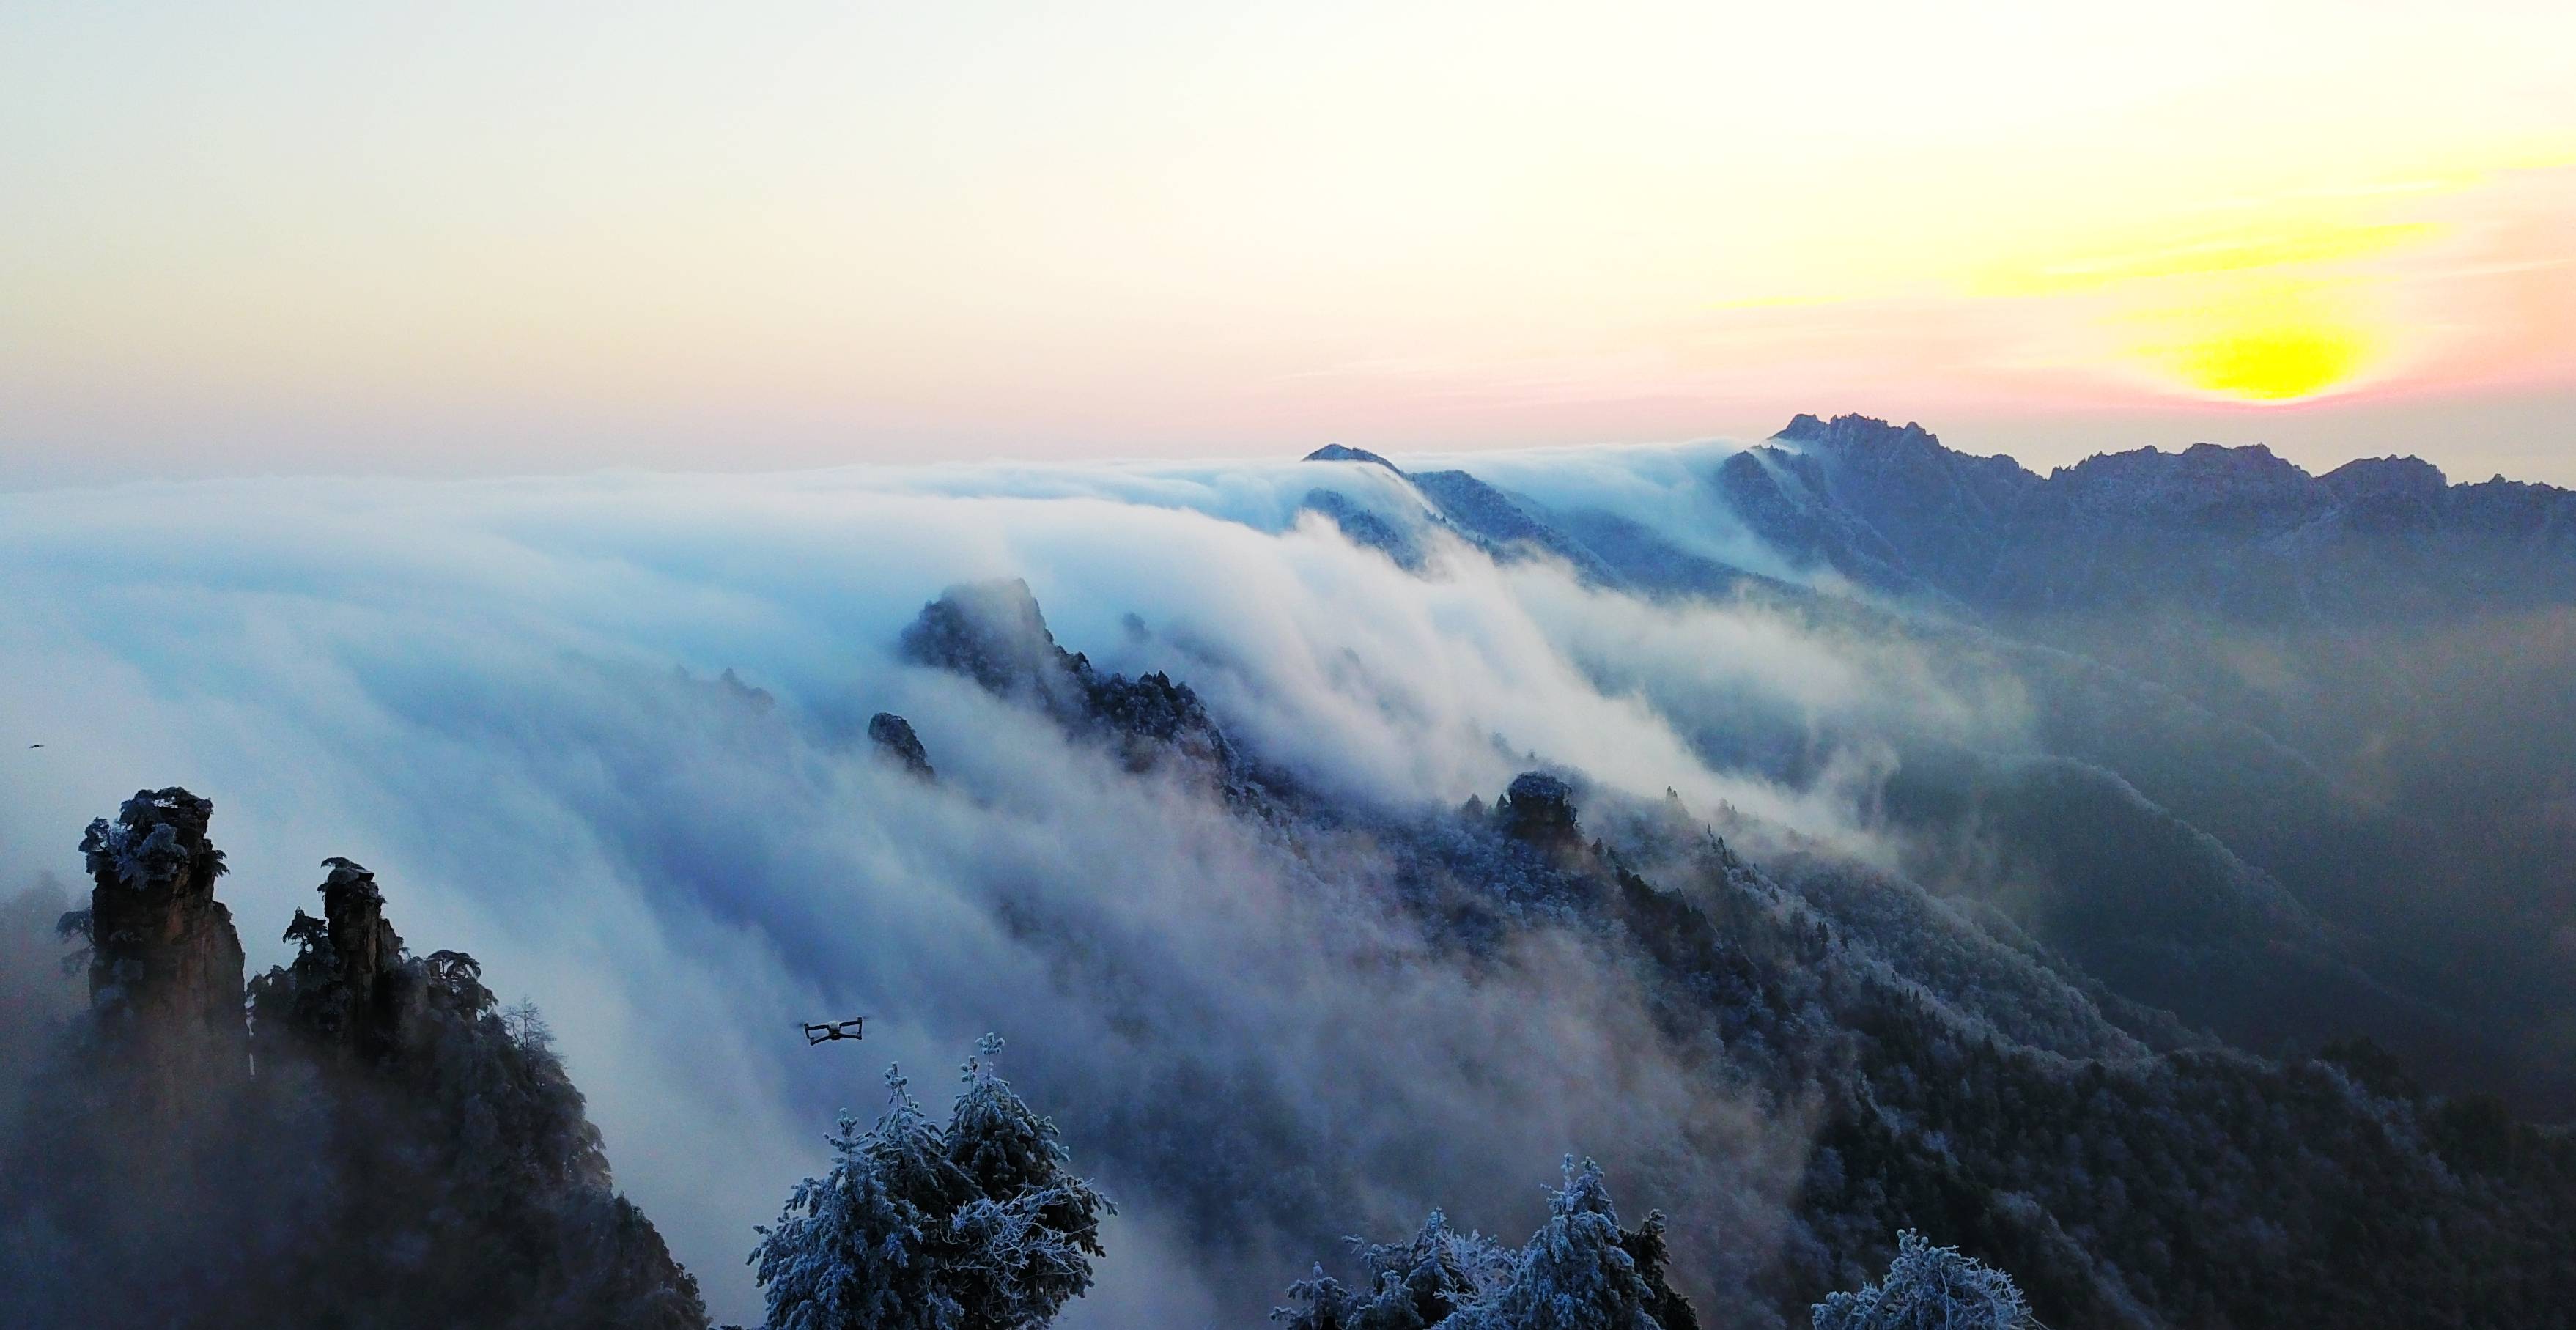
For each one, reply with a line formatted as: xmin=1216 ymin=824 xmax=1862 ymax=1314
xmin=752 ymin=1068 xmax=966 ymax=1330
xmin=942 ymin=1035 xmax=1112 ymax=1329
xmin=750 ymin=1037 xmax=1110 ymax=1330
xmin=1272 ymin=1208 xmax=1516 ymax=1330
xmin=1284 ymin=1159 xmax=1697 ymax=1330
xmin=1810 ymin=1231 xmax=2034 ymax=1330
xmin=1448 ymin=1157 xmax=1667 ymax=1330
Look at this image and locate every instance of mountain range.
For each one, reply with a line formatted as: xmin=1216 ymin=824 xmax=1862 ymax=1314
xmin=1303 ymin=416 xmax=2576 ymax=1114
xmin=4 ymin=414 xmax=2573 ymax=1327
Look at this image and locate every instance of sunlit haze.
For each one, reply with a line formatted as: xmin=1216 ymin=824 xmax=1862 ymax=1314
xmin=12 ymin=10 xmax=2576 ymax=1326
xmin=4 ymin=0 xmax=2573 ymax=483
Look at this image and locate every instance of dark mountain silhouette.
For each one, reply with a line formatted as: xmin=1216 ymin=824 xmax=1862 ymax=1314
xmin=1302 ymin=444 xmax=1628 ymax=586
xmin=1765 ymin=411 xmax=2576 ymax=618
xmin=1750 ymin=415 xmax=2576 ymax=1109
xmin=889 ymin=580 xmax=2576 ymax=1329
xmin=2 ymin=790 xmax=705 ymax=1329
xmin=1293 ymin=418 xmax=2576 ymax=1112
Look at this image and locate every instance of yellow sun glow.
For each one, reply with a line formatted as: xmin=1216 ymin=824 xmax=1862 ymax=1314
xmin=2163 ymin=323 xmax=2371 ymax=401
xmin=2163 ymin=322 xmax=2359 ymax=399
xmin=2119 ymin=273 xmax=2385 ymax=403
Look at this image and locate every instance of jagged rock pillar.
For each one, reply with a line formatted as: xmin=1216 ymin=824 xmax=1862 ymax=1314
xmin=78 ymin=787 xmax=248 ymax=1122
xmin=295 ymin=857 xmax=408 ymax=1062
xmin=1498 ymin=771 xmax=1582 ymax=849
xmin=868 ymin=712 xmax=937 ymax=778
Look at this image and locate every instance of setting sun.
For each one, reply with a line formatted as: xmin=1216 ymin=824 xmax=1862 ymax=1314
xmin=2121 ymin=273 xmax=2385 ymax=402
xmin=2170 ymin=325 xmax=2369 ymax=401
xmin=7 ymin=4 xmax=2576 ymax=1326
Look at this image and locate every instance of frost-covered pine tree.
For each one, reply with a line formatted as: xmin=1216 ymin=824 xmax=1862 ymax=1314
xmin=1809 ymin=1231 xmax=2035 ymax=1330
xmin=942 ymin=1034 xmax=1112 ymax=1330
xmin=1446 ymin=1158 xmax=1669 ymax=1330
xmin=1272 ymin=1208 xmax=1514 ymax=1330
xmin=1277 ymin=1159 xmax=1696 ymax=1330
xmin=750 ymin=1068 xmax=967 ymax=1330
xmin=750 ymin=1036 xmax=1110 ymax=1330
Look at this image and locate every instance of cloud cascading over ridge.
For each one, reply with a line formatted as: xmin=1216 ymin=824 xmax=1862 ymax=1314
xmin=0 ymin=447 xmax=2021 ymax=1324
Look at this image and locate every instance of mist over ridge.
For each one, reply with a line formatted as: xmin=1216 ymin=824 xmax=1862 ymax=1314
xmin=6 ymin=415 xmax=2575 ymax=1327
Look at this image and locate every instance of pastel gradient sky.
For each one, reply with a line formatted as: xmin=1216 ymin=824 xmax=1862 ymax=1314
xmin=4 ymin=0 xmax=2573 ymax=485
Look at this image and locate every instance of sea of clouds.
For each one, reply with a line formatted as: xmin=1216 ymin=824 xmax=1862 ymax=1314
xmin=0 ymin=444 xmax=2027 ymax=1324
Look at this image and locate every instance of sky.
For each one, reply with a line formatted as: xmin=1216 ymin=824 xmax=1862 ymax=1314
xmin=4 ymin=0 xmax=2574 ymax=486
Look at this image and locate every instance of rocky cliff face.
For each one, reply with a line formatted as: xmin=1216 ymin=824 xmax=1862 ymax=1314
xmin=257 ymin=857 xmax=409 ymax=1063
xmin=901 ymin=579 xmax=1251 ymax=791
xmin=1497 ymin=771 xmax=1583 ymax=849
xmin=1712 ymin=447 xmax=1929 ymax=597
xmin=7 ymin=788 xmax=709 ymax=1330
xmin=868 ymin=711 xmax=936 ymax=778
xmin=74 ymin=788 xmax=247 ymax=1123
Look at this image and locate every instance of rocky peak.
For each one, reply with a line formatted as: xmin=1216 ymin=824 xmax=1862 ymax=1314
xmin=2181 ymin=440 xmax=2300 ymax=474
xmin=868 ymin=712 xmax=936 ymax=779
xmin=1734 ymin=411 xmax=2569 ymax=621
xmin=717 ymin=666 xmax=777 ymax=711
xmin=319 ymin=857 xmax=395 ymax=952
xmin=1497 ymin=772 xmax=1582 ymax=848
xmin=901 ymin=580 xmax=1249 ymax=788
xmin=898 ymin=577 xmax=1093 ymax=718
xmin=1303 ymin=443 xmax=1403 ymax=473
xmin=2048 ymin=442 xmax=2323 ymax=520
xmin=26 ymin=790 xmax=707 ymax=1328
xmin=1776 ymin=413 xmax=1831 ymax=441
xmin=1776 ymin=413 xmax=2053 ymax=491
xmin=267 ymin=857 xmax=409 ymax=1061
xmin=74 ymin=787 xmax=247 ymax=1116
xmin=81 ymin=787 xmax=221 ymax=895
xmin=2322 ymin=454 xmax=2448 ymax=503
xmin=1308 ymin=446 xmax=1627 ymax=588
xmin=1774 ymin=413 xmax=1945 ymax=455
xmin=1772 ymin=412 xmax=1947 ymax=464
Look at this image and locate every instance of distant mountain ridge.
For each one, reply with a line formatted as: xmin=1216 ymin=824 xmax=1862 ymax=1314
xmin=1765 ymin=412 xmax=2576 ymax=618
xmin=884 ymin=576 xmax=2576 ymax=1329
xmin=1295 ymin=418 xmax=2576 ymax=1114
xmin=1300 ymin=444 xmax=1629 ymax=586
xmin=1301 ymin=415 xmax=2576 ymax=619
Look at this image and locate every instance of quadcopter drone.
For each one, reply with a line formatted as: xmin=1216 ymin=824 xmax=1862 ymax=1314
xmin=801 ymin=1016 xmax=866 ymax=1046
